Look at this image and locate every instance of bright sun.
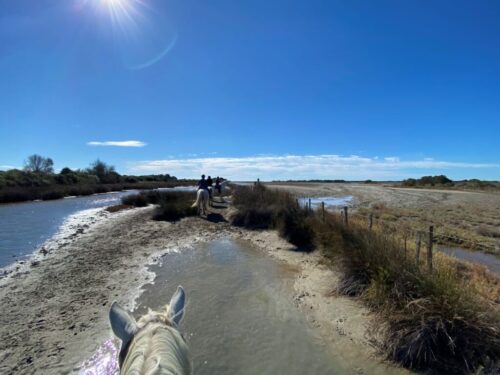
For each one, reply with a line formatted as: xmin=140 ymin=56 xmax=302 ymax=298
xmin=99 ymin=0 xmax=139 ymax=29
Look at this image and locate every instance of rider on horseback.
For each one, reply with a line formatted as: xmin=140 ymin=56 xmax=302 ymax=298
xmin=198 ymin=174 xmax=209 ymax=192
xmin=206 ymin=176 xmax=213 ymax=198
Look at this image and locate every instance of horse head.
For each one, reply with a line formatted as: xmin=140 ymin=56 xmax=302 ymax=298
xmin=109 ymin=286 xmax=191 ymax=374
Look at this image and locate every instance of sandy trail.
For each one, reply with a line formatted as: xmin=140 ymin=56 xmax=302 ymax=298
xmin=0 ymin=198 xmax=411 ymax=374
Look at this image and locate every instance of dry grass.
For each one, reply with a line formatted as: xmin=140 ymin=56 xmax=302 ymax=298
xmin=231 ymin=184 xmax=315 ymax=250
xmin=313 ymin=214 xmax=500 ymax=373
xmin=357 ymin=204 xmax=500 ymax=254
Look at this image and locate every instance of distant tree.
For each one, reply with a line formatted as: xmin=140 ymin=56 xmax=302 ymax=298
xmin=60 ymin=167 xmax=73 ymax=175
xmin=87 ymin=159 xmax=119 ymax=183
xmin=55 ymin=167 xmax=79 ymax=184
xmin=24 ymin=154 xmax=54 ymax=173
xmin=433 ymin=175 xmax=452 ymax=185
xmin=402 ymin=178 xmax=417 ymax=187
xmin=419 ymin=176 xmax=434 ymax=185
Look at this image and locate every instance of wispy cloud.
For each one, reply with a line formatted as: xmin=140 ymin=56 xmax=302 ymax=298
xmin=128 ymin=154 xmax=500 ymax=180
xmin=87 ymin=140 xmax=147 ymax=147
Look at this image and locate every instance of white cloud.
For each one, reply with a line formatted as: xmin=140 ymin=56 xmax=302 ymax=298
xmin=384 ymin=156 xmax=400 ymax=163
xmin=128 ymin=154 xmax=500 ymax=180
xmin=87 ymin=140 xmax=147 ymax=147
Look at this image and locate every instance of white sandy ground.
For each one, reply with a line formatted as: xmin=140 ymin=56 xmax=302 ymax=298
xmin=0 ymin=201 xmax=412 ymax=375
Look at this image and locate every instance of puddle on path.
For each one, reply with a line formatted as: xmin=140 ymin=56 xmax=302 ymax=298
xmin=135 ymin=239 xmax=346 ymax=374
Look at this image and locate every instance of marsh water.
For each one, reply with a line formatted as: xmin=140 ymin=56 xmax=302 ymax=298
xmin=298 ymin=196 xmax=353 ymax=209
xmin=438 ymin=246 xmax=500 ymax=274
xmin=0 ymin=187 xmax=196 ymax=268
xmin=133 ymin=239 xmax=346 ymax=374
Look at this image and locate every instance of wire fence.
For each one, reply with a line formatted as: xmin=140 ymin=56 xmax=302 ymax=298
xmin=299 ymin=196 xmax=499 ymax=271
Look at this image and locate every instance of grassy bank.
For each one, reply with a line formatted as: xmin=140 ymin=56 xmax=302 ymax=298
xmin=230 ymin=184 xmax=314 ymax=249
xmin=122 ymin=190 xmax=197 ymax=221
xmin=0 ymin=181 xmax=196 ymax=204
xmin=231 ymin=184 xmax=500 ymax=374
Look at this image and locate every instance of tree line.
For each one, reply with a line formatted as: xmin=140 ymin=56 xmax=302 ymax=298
xmin=401 ymin=175 xmax=499 ymax=190
xmin=0 ymin=154 xmax=178 ymax=189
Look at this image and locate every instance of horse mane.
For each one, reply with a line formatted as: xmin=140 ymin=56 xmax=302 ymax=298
xmin=121 ymin=307 xmax=192 ymax=375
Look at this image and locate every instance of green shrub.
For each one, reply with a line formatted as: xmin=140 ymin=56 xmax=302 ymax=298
xmin=231 ymin=184 xmax=315 ymax=250
xmin=121 ymin=191 xmax=197 ymax=221
xmin=153 ymin=192 xmax=197 ymax=221
xmin=276 ymin=208 xmax=315 ymax=249
xmin=122 ymin=193 xmax=149 ymax=207
xmin=231 ymin=207 xmax=274 ymax=229
xmin=40 ymin=190 xmax=66 ymax=200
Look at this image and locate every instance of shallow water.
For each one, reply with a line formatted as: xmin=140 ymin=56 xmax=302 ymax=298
xmin=0 ymin=186 xmax=196 ymax=268
xmin=298 ymin=196 xmax=353 ymax=209
xmin=438 ymin=246 xmax=500 ymax=274
xmin=133 ymin=239 xmax=346 ymax=374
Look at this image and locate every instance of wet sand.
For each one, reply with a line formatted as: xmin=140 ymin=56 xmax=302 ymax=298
xmin=0 ymin=206 xmax=233 ymax=374
xmin=0 ymin=200 xmax=411 ymax=374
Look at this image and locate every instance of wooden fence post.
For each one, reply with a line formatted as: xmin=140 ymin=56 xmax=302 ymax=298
xmin=404 ymin=236 xmax=407 ymax=259
xmin=369 ymin=213 xmax=373 ymax=231
xmin=415 ymin=231 xmax=421 ymax=265
xmin=308 ymin=198 xmax=312 ymax=212
xmin=321 ymin=201 xmax=325 ymax=222
xmin=427 ymin=226 xmax=434 ymax=272
xmin=343 ymin=206 xmax=348 ymax=226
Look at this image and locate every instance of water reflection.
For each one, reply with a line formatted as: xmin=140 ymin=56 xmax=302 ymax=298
xmin=133 ymin=239 xmax=345 ymax=375
xmin=79 ymin=339 xmax=119 ymax=375
xmin=298 ymin=196 xmax=353 ymax=209
xmin=438 ymin=246 xmax=500 ymax=274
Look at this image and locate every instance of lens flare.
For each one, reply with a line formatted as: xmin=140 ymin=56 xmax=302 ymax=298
xmin=84 ymin=0 xmax=177 ymax=70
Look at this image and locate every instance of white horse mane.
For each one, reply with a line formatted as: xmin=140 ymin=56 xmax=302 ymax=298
xmin=110 ymin=286 xmax=192 ymax=375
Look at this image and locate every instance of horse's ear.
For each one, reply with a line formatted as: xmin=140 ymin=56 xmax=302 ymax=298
xmin=109 ymin=302 xmax=138 ymax=345
xmin=167 ymin=286 xmax=186 ymax=326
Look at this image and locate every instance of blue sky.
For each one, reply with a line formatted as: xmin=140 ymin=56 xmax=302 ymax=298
xmin=0 ymin=0 xmax=499 ymax=180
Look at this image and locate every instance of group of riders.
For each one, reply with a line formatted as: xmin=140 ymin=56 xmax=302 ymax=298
xmin=197 ymin=174 xmax=223 ymax=198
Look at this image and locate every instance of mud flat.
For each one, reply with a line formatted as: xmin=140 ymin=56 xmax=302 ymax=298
xmin=267 ymin=182 xmax=500 ymax=254
xmin=0 ymin=202 xmax=412 ymax=374
xmin=267 ymin=182 xmax=500 ymax=210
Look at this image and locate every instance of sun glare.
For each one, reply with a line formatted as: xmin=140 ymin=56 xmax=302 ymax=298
xmin=99 ymin=0 xmax=142 ymax=31
xmin=77 ymin=0 xmax=177 ymax=70
xmin=103 ymin=0 xmax=128 ymax=7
